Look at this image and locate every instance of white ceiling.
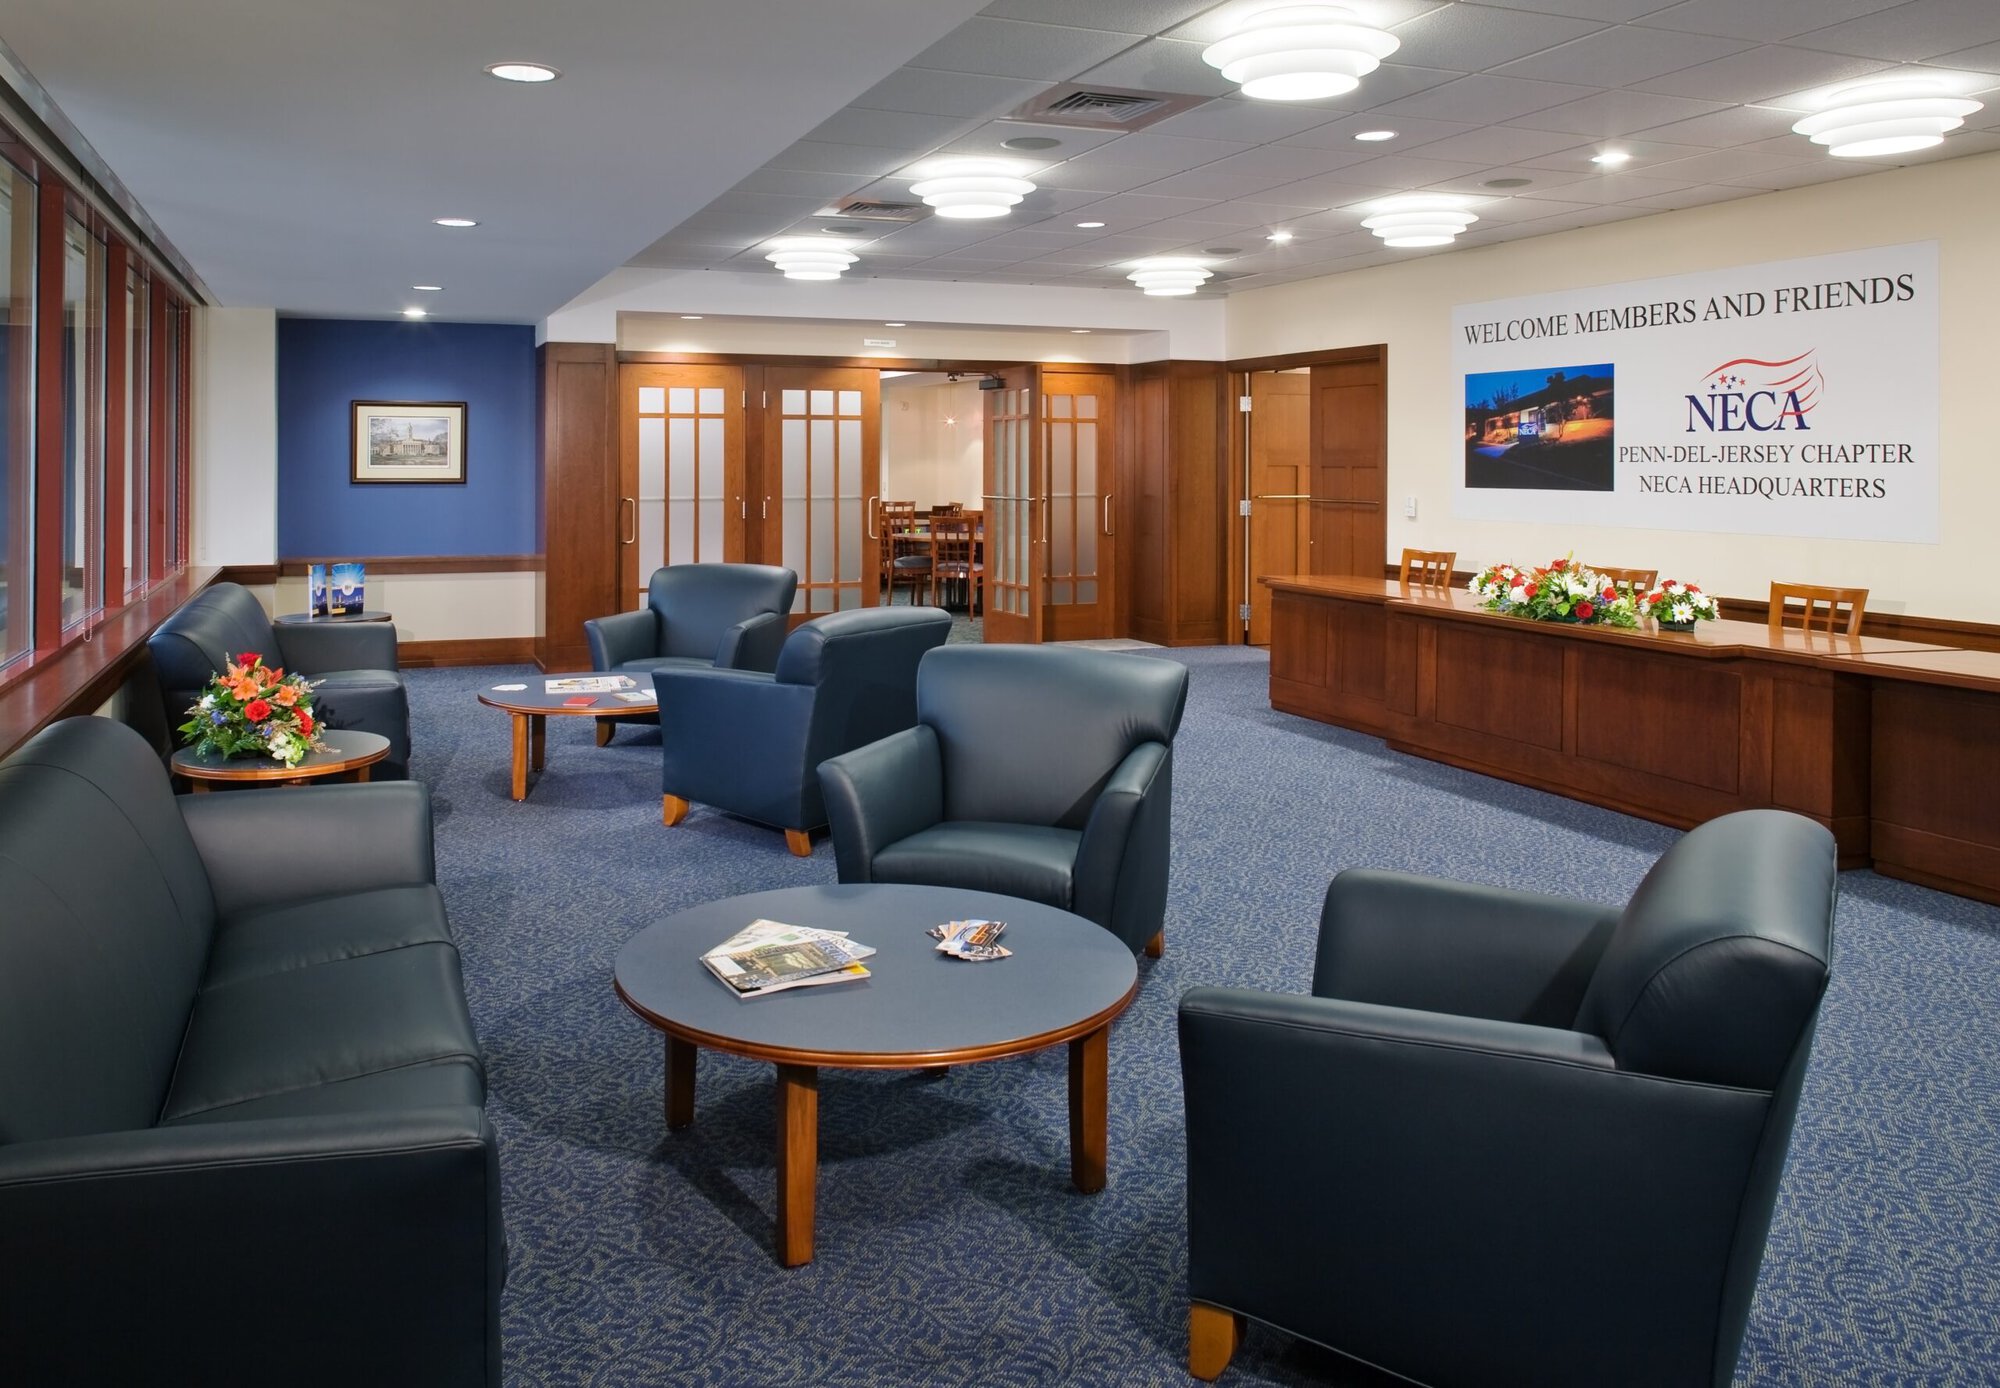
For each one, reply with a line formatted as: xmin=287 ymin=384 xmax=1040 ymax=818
xmin=3 ymin=0 xmax=1997 ymax=319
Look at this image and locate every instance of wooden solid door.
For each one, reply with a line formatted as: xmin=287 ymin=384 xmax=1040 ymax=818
xmin=1041 ymin=368 xmax=1116 ymax=641
xmin=1246 ymin=370 xmax=1311 ymax=646
xmin=619 ymin=364 xmax=747 ymax=610
xmin=761 ymin=366 xmax=881 ymax=617
xmin=1308 ymin=357 xmax=1386 ymax=578
xmin=981 ymin=367 xmax=1043 ymax=644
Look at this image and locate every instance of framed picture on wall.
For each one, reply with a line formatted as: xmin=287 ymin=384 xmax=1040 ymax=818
xmin=351 ymin=400 xmax=467 ymax=484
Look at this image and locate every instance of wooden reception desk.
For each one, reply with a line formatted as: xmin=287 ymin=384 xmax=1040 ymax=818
xmin=1265 ymin=575 xmax=2000 ymax=905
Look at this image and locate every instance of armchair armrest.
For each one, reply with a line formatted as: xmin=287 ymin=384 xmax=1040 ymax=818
xmin=1312 ymin=869 xmax=1619 ymax=1026
xmin=1072 ymin=741 xmax=1172 ymax=952
xmin=655 ymin=666 xmax=814 ymax=818
xmin=181 ymin=781 xmax=435 ymax=916
xmin=586 ymin=608 xmax=656 ymax=669
xmin=275 ymin=620 xmax=400 ymax=674
xmin=0 ymin=1108 xmax=501 ymax=1388
xmin=817 ymin=725 xmax=944 ymax=884
xmin=1177 ymin=987 xmax=1766 ymax=1388
xmin=716 ymin=610 xmax=786 ymax=672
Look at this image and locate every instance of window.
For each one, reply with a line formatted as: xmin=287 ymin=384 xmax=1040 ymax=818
xmin=0 ymin=153 xmax=34 ymax=671
xmin=60 ymin=211 xmax=105 ymax=628
xmin=122 ymin=265 xmax=147 ymax=593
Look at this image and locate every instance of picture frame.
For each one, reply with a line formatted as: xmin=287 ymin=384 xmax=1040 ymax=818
xmin=351 ymin=400 xmax=467 ymax=484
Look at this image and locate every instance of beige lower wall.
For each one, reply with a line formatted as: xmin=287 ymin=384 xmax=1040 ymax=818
xmin=267 ymin=572 xmax=538 ymax=643
xmin=1226 ymin=150 xmax=2000 ymax=621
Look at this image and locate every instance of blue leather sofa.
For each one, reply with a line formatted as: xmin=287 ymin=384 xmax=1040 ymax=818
xmin=1178 ymin=809 xmax=1836 ymax=1387
xmin=817 ymin=645 xmax=1189 ymax=955
xmin=0 ymin=717 xmax=501 ymax=1386
xmin=149 ymin=580 xmax=412 ymax=778
xmin=657 ymin=604 xmax=953 ymax=855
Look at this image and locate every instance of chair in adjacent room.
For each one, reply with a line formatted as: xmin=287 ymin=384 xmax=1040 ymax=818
xmin=656 ymin=605 xmax=953 ymax=855
xmin=1592 ymin=564 xmax=1658 ymax=599
xmin=1769 ymin=582 xmax=1867 ymax=636
xmin=931 ymin=515 xmax=982 ymax=615
xmin=1177 ymin=808 xmax=1836 ymax=1388
xmin=1398 ymin=548 xmax=1456 ymax=589
xmin=886 ymin=509 xmax=933 ymax=606
xmin=149 ymin=580 xmax=413 ymax=778
xmin=818 ymin=645 xmax=1189 ymax=957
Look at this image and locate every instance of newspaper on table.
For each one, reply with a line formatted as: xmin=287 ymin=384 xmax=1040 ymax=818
xmin=545 ymin=675 xmax=638 ymax=694
xmin=701 ymin=918 xmax=875 ymax=999
xmin=928 ymin=918 xmax=1010 ymax=962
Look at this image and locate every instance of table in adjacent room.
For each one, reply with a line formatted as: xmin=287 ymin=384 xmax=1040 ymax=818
xmin=170 ymin=728 xmax=389 ymax=791
xmin=477 ymin=674 xmax=656 ymax=801
xmin=614 ymin=883 xmax=1139 ymax=1267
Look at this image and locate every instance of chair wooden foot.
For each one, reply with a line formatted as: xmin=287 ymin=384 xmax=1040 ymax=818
xmin=1188 ymin=1302 xmax=1243 ymax=1381
xmin=595 ymin=720 xmax=615 ymax=747
xmin=784 ymin=828 xmax=812 ymax=857
xmin=662 ymin=794 xmax=690 ymax=826
xmin=1145 ymin=929 xmax=1164 ymax=959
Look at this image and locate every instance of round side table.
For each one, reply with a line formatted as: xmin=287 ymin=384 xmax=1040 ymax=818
xmin=170 ymin=728 xmax=390 ymax=792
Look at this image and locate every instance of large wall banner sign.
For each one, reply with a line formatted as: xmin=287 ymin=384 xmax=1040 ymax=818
xmin=1452 ymin=241 xmax=1939 ymax=542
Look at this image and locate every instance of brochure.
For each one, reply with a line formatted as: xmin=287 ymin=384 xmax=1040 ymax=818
xmin=307 ymin=564 xmax=328 ymax=617
xmin=611 ymin=689 xmax=657 ymax=705
xmin=929 ymin=918 xmax=1011 ymax=962
xmin=329 ymin=562 xmax=366 ymax=615
xmin=702 ymin=919 xmax=875 ymax=999
xmin=545 ymin=675 xmax=638 ymax=694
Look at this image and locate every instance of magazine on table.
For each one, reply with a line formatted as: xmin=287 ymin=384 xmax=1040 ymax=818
xmin=702 ymin=919 xmax=875 ymax=999
xmin=329 ymin=561 xmax=365 ymax=615
xmin=545 ymin=675 xmax=638 ymax=694
xmin=611 ymin=689 xmax=657 ymax=704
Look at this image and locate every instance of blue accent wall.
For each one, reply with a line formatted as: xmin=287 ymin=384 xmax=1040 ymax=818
xmin=277 ymin=319 xmax=536 ymax=557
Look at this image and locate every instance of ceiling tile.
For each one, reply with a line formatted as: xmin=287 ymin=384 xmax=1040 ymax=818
xmin=1470 ymin=0 xmax=1688 ymax=19
xmin=729 ymin=168 xmax=870 ymax=200
xmin=977 ymin=0 xmax=1218 ymax=29
xmin=1638 ymin=148 xmax=1817 ymax=187
xmin=850 ymin=68 xmax=1049 ymax=119
xmin=1417 ymin=164 xmax=1600 ymax=196
xmin=1927 ymin=40 xmax=2000 ymax=74
xmin=1371 ymin=73 xmax=1603 ymax=124
xmin=1726 ymin=159 xmax=1878 ymax=190
xmin=1193 ymin=144 xmax=1374 ymax=181
xmin=1395 ymin=124 xmax=1589 ymax=164
xmin=1515 ymin=136 xmax=1720 ymax=172
xmin=1793 ymin=0 xmax=2000 ymax=63
xmin=1517 ymin=171 xmax=1700 ymax=203
xmin=1629 ymin=105 xmax=1812 ymax=147
xmin=1337 ymin=151 xmax=1506 ymax=186
xmin=1623 ymin=183 xmax=1768 ymax=210
xmin=1152 ymin=197 xmax=1338 ymax=227
xmin=1511 ymin=89 xmax=1728 ymax=136
xmin=1633 ymin=0 xmax=1909 ymax=43
xmin=1146 ymin=97 xmax=1352 ymax=143
xmin=1078 ymin=130 xmax=1252 ymax=167
xmin=1124 ymin=164 xmax=1305 ymax=199
xmin=1070 ymin=37 xmax=1238 ymax=97
xmin=1442 ymin=195 xmax=1598 ymax=223
xmin=704 ymin=190 xmax=833 ymax=218
xmin=805 ymin=107 xmax=976 ymax=150
xmin=905 ymin=18 xmax=1145 ymax=79
xmin=766 ymin=141 xmax=919 ymax=178
xmin=934 ymin=120 xmax=1127 ymax=160
xmin=1495 ymin=25 xmax=1753 ymax=87
xmin=1066 ymin=190 xmax=1223 ymax=222
xmin=1329 ymin=61 xmax=1469 ymax=108
xmin=1276 ymin=112 xmax=1477 ymax=151
xmin=1252 ymin=172 xmax=1412 ymax=205
xmin=1633 ymin=45 xmax=1893 ymax=103
xmin=1163 ymin=0 xmax=1451 ymax=45
xmin=1034 ymin=158 xmax=1183 ymax=194
xmin=1384 ymin=5 xmax=1606 ymax=72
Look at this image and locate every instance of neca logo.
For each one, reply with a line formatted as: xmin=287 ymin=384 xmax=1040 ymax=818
xmin=1685 ymin=351 xmax=1823 ymax=432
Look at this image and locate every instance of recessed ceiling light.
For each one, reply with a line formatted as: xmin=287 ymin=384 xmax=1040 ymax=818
xmin=1267 ymin=231 xmax=1294 ymax=243
xmin=402 ymin=307 xmax=428 ymax=319
xmin=433 ymin=217 xmax=478 ymax=228
xmin=1590 ymin=149 xmax=1632 ymax=166
xmin=411 ymin=284 xmax=442 ymax=292
xmin=1354 ymin=129 xmax=1397 ymax=142
xmin=484 ymin=62 xmax=560 ymax=83
xmin=1002 ymin=136 xmax=1062 ymax=151
xmin=1071 ymin=329 xmax=1092 ymax=334
xmin=1483 ymin=177 xmax=1532 ymax=188
xmin=884 ymin=322 xmax=907 ymax=327
xmin=679 ymin=315 xmax=703 ymax=320
xmin=1076 ymin=221 xmax=1106 ymax=228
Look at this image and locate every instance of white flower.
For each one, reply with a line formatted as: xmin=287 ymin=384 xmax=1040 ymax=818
xmin=1509 ymin=584 xmax=1528 ymax=603
xmin=1664 ymin=580 xmax=1682 ymax=595
xmin=199 ymin=694 xmax=215 ymax=709
xmin=1672 ymin=601 xmax=1693 ymax=623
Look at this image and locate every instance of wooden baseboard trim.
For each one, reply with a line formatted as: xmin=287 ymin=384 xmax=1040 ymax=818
xmin=398 ymin=636 xmax=538 ymax=668
xmin=219 ymin=563 xmax=281 ymax=586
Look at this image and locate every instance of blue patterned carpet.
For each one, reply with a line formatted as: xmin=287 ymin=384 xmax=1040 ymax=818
xmin=411 ymin=647 xmax=2000 ymax=1387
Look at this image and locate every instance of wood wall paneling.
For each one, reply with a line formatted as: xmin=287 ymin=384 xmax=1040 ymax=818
xmin=537 ymin=344 xmax=618 ymax=671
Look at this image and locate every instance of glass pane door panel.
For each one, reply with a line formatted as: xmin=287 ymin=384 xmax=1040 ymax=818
xmin=771 ymin=371 xmax=875 ymax=614
xmin=625 ymin=365 xmax=742 ymax=608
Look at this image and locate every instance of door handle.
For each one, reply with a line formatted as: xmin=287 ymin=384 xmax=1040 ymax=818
xmin=866 ymin=494 xmax=879 ymax=539
xmin=1102 ymin=493 xmax=1114 ymax=535
xmin=1254 ymin=493 xmax=1312 ymax=500
xmin=620 ymin=496 xmax=636 ymax=544
xmin=762 ymin=496 xmax=769 ymax=520
xmin=738 ymin=495 xmax=746 ymax=520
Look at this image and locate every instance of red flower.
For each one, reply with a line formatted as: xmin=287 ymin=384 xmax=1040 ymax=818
xmin=1576 ymin=601 xmax=1595 ymax=620
xmin=1645 ymin=591 xmax=1663 ymax=606
xmin=297 ymin=710 xmax=314 ymax=736
xmin=238 ymin=651 xmax=262 ymax=667
xmin=243 ymin=698 xmax=273 ymax=723
xmin=1524 ymin=582 xmax=1539 ymax=598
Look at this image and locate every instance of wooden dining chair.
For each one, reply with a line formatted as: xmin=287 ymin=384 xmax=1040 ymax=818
xmin=1769 ymin=583 xmax=1867 ymax=636
xmin=879 ymin=502 xmax=917 ymax=597
xmin=1592 ymin=565 xmax=1658 ymax=598
xmin=1399 ymin=549 xmax=1457 ymax=588
xmin=931 ymin=516 xmax=982 ymax=616
xmin=886 ymin=508 xmax=933 ymax=605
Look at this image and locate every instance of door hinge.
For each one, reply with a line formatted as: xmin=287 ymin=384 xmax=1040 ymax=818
xmin=1238 ymin=395 xmax=1253 ymax=412
xmin=1238 ymin=603 xmax=1252 ymax=622
xmin=1238 ymin=498 xmax=1252 ymax=517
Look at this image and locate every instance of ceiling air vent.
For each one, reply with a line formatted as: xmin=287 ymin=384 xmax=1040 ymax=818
xmin=1010 ymin=84 xmax=1208 ymax=132
xmin=825 ymin=198 xmax=928 ymax=222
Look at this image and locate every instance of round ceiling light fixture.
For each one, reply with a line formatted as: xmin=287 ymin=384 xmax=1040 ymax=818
xmin=1792 ymin=76 xmax=1984 ymax=157
xmin=1126 ymin=257 xmax=1212 ymax=296
xmin=1360 ymin=194 xmax=1479 ymax=248
xmin=764 ymin=238 xmax=859 ymax=281
xmin=1354 ymin=129 xmax=1398 ymax=141
xmin=484 ymin=62 xmax=561 ymax=83
xmin=1076 ymin=220 xmax=1107 ymax=228
xmin=401 ymin=307 xmax=428 ymax=319
xmin=1589 ymin=149 xmax=1632 ymax=166
xmin=1201 ymin=4 xmax=1401 ymax=102
xmin=411 ymin=284 xmax=442 ymax=292
xmin=1267 ymin=230 xmax=1295 ymax=243
xmin=432 ymin=217 xmax=478 ymax=228
xmin=907 ymin=157 xmax=1038 ymax=219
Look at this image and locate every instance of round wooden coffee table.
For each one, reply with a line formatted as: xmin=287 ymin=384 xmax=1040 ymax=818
xmin=477 ymin=673 xmax=655 ymax=801
xmin=170 ymin=728 xmax=390 ymax=792
xmin=614 ymin=883 xmax=1140 ymax=1266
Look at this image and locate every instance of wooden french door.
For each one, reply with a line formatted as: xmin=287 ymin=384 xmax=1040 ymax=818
xmin=1040 ymin=368 xmax=1117 ymax=641
xmin=1308 ymin=357 xmax=1386 ymax=578
xmin=1245 ymin=371 xmax=1311 ymax=646
xmin=762 ymin=366 xmax=881 ymax=617
xmin=619 ymin=364 xmax=748 ymax=610
xmin=981 ymin=367 xmax=1043 ymax=643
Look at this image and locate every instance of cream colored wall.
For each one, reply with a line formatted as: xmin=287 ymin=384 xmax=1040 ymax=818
xmin=1225 ymin=151 xmax=2000 ymax=620
xmin=881 ymin=376 xmax=984 ymax=511
xmin=271 ymin=572 xmax=537 ymax=644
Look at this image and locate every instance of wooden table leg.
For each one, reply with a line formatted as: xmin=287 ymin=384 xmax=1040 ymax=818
xmin=354 ymin=765 xmax=373 ymax=783
xmin=189 ymin=780 xmax=212 ymax=794
xmin=1069 ymin=1024 xmax=1109 ymax=1194
xmin=595 ymin=719 xmax=615 ymax=748
xmin=774 ymin=1063 xmax=819 ymax=1267
xmin=508 ymin=713 xmax=530 ymax=801
xmin=529 ymin=713 xmax=547 ymax=772
xmin=665 ymin=1035 xmax=697 ymax=1130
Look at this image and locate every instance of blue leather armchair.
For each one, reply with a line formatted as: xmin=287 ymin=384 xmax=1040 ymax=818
xmin=655 ymin=605 xmax=952 ymax=855
xmin=585 ymin=563 xmax=797 ymax=676
xmin=149 ymin=581 xmax=412 ymax=778
xmin=817 ymin=646 xmax=1189 ymax=956
xmin=1178 ymin=809 xmax=1836 ymax=1387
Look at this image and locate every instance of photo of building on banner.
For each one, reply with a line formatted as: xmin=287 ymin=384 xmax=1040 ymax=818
xmin=1465 ymin=363 xmax=1615 ymax=492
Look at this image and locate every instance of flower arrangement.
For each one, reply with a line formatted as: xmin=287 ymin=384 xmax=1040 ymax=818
xmin=1468 ymin=556 xmax=1639 ymax=628
xmin=177 ymin=652 xmax=327 ymax=767
xmin=1638 ymin=580 xmax=1720 ymax=630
